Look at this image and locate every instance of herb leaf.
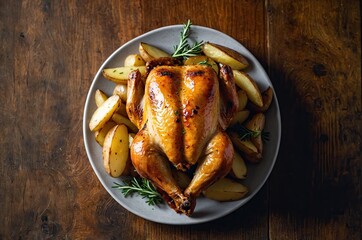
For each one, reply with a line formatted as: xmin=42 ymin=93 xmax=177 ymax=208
xmin=230 ymin=123 xmax=270 ymax=142
xmin=198 ymin=60 xmax=212 ymax=67
xmin=172 ymin=20 xmax=203 ymax=59
xmin=112 ymin=177 xmax=163 ymax=206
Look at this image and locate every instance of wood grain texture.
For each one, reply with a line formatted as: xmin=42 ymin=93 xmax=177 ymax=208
xmin=267 ymin=0 xmax=361 ymax=239
xmin=0 ymin=0 xmax=360 ymax=239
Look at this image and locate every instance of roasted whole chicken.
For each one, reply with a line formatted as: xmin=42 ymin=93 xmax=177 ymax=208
xmin=126 ymin=59 xmax=239 ymax=215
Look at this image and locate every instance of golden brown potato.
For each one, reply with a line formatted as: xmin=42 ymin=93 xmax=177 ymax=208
xmin=245 ymin=113 xmax=265 ymax=153
xmin=183 ymin=55 xmax=219 ymax=73
xmin=229 ymin=132 xmax=262 ymax=163
xmin=113 ymin=84 xmax=127 ymax=102
xmin=112 ymin=113 xmax=138 ymax=133
xmin=94 ymin=121 xmax=117 ymax=146
xmin=233 ymin=70 xmax=263 ymax=107
xmin=89 ymin=95 xmax=121 ymax=131
xmin=124 ymin=54 xmax=146 ymax=67
xmin=230 ymin=110 xmax=250 ymax=126
xmin=203 ymin=178 xmax=248 ymax=201
xmin=248 ymin=86 xmax=273 ymax=112
xmin=139 ymin=42 xmax=170 ymax=62
xmin=95 ymin=89 xmax=108 ymax=107
xmin=229 ymin=151 xmax=247 ymax=179
xmin=103 ymin=124 xmax=129 ymax=177
xmin=202 ymin=42 xmax=249 ymax=70
xmin=237 ymin=89 xmax=248 ymax=111
xmin=102 ymin=66 xmax=146 ymax=84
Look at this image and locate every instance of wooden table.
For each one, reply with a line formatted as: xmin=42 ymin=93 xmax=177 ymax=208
xmin=1 ymin=0 xmax=360 ymax=239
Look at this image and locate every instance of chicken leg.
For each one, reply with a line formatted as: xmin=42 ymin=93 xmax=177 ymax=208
xmin=130 ymin=128 xmax=193 ymax=215
xmin=184 ymin=129 xmax=234 ymax=199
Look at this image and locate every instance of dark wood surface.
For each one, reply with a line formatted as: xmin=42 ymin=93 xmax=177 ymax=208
xmin=1 ymin=0 xmax=360 ymax=239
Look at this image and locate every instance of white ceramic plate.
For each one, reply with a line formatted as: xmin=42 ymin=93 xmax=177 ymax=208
xmin=83 ymin=24 xmax=281 ymax=225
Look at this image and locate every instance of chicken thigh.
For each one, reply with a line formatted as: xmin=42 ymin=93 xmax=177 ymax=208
xmin=127 ymin=63 xmax=238 ymax=215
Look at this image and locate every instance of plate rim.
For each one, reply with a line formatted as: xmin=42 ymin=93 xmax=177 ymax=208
xmin=82 ymin=23 xmax=281 ymax=225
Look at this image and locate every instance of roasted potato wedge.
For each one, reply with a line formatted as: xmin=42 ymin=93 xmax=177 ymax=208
xmin=248 ymin=86 xmax=273 ymax=112
xmin=102 ymin=66 xmax=146 ymax=84
xmin=245 ymin=113 xmax=265 ymax=153
xmin=229 ymin=151 xmax=247 ymax=179
xmin=94 ymin=121 xmax=117 ymax=146
xmin=230 ymin=110 xmax=250 ymax=126
xmin=113 ymin=84 xmax=127 ymax=102
xmin=233 ymin=70 xmax=263 ymax=107
xmin=237 ymin=89 xmax=248 ymax=111
xmin=124 ymin=54 xmax=146 ymax=67
xmin=139 ymin=42 xmax=170 ymax=62
xmin=95 ymin=89 xmax=108 ymax=107
xmin=112 ymin=113 xmax=138 ymax=133
xmin=202 ymin=42 xmax=249 ymax=70
xmin=203 ymin=178 xmax=248 ymax=201
xmin=183 ymin=55 xmax=219 ymax=73
xmin=89 ymin=95 xmax=121 ymax=131
xmin=229 ymin=132 xmax=262 ymax=163
xmin=103 ymin=124 xmax=129 ymax=177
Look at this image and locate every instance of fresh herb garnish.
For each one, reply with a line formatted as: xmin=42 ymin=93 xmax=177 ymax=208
xmin=261 ymin=130 xmax=270 ymax=142
xmin=112 ymin=177 xmax=163 ymax=206
xmin=198 ymin=59 xmax=212 ymax=67
xmin=230 ymin=123 xmax=270 ymax=142
xmin=172 ymin=20 xmax=203 ymax=59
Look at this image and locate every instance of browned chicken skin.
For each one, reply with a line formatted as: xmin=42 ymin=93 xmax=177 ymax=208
xmin=127 ymin=63 xmax=238 ymax=215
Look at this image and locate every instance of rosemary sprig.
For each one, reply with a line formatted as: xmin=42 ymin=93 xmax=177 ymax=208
xmin=230 ymin=123 xmax=270 ymax=142
xmin=112 ymin=177 xmax=163 ymax=206
xmin=261 ymin=130 xmax=270 ymax=142
xmin=172 ymin=20 xmax=203 ymax=59
xmin=198 ymin=59 xmax=212 ymax=67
